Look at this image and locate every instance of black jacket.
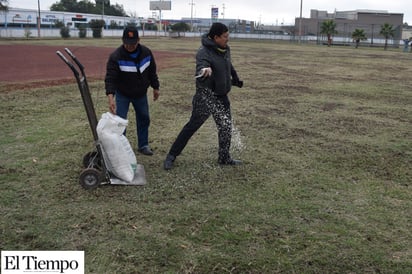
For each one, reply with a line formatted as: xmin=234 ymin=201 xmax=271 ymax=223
xmin=196 ymin=34 xmax=241 ymax=96
xmin=105 ymin=44 xmax=159 ymax=98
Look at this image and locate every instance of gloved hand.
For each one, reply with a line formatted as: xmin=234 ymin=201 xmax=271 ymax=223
xmin=232 ymin=78 xmax=243 ymax=88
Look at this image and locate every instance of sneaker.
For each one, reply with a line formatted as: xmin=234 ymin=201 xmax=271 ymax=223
xmin=218 ymin=158 xmax=242 ymax=166
xmin=163 ymin=154 xmax=176 ymax=170
xmin=138 ymin=146 xmax=153 ymax=156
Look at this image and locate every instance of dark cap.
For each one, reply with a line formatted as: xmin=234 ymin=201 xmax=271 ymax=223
xmin=122 ymin=26 xmax=139 ymax=45
xmin=208 ymin=22 xmax=229 ymax=38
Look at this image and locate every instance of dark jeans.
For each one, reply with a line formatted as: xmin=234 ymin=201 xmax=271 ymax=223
xmin=115 ymin=92 xmax=150 ymax=149
xmin=169 ymin=88 xmax=232 ymax=161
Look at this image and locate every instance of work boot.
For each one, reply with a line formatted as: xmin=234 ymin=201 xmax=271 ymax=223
xmin=163 ymin=154 xmax=176 ymax=170
xmin=218 ymin=158 xmax=242 ymax=166
xmin=138 ymin=146 xmax=153 ymax=156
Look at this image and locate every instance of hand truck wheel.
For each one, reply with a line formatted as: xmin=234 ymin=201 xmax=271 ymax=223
xmin=79 ymin=168 xmax=101 ymax=189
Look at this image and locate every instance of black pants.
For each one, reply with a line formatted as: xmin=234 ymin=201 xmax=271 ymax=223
xmin=168 ymin=88 xmax=232 ymax=161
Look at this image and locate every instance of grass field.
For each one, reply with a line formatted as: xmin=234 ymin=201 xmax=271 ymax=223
xmin=1 ymin=37 xmax=411 ymax=273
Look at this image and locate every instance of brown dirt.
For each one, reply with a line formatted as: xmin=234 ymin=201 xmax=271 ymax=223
xmin=0 ymin=44 xmax=191 ymax=91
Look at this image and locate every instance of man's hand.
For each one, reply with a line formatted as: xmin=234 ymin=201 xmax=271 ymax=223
xmin=153 ymin=89 xmax=160 ymax=101
xmin=196 ymin=67 xmax=212 ymax=78
xmin=232 ymin=78 xmax=244 ymax=88
xmin=108 ymin=94 xmax=116 ymax=114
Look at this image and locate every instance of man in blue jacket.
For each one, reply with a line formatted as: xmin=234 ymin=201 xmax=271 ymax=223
xmin=163 ymin=22 xmax=243 ymax=170
xmin=105 ymin=26 xmax=160 ymax=156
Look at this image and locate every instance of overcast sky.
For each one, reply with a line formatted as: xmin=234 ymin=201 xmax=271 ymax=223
xmin=8 ymin=0 xmax=412 ymax=25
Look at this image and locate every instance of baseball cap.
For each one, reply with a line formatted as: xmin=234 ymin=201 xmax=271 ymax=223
xmin=122 ymin=26 xmax=139 ymax=45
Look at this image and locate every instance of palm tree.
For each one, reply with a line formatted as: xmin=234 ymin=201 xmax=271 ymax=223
xmin=352 ymin=29 xmax=367 ymax=48
xmin=379 ymin=23 xmax=395 ymax=50
xmin=320 ymin=20 xmax=338 ymax=47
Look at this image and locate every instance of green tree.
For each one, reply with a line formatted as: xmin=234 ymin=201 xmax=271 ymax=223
xmin=320 ymin=19 xmax=337 ymax=47
xmin=379 ymin=23 xmax=395 ymax=50
xmin=351 ymin=28 xmax=367 ymax=48
xmin=50 ymin=0 xmax=77 ymax=12
xmin=76 ymin=0 xmax=95 ymax=14
xmin=170 ymin=22 xmax=190 ymax=37
xmin=101 ymin=2 xmax=127 ymax=17
xmin=51 ymin=0 xmax=126 ymax=16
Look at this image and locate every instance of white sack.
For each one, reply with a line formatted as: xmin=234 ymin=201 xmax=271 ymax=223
xmin=96 ymin=112 xmax=137 ymax=183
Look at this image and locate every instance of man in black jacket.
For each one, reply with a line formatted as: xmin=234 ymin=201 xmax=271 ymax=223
xmin=163 ymin=22 xmax=243 ymax=170
xmin=105 ymin=26 xmax=160 ymax=156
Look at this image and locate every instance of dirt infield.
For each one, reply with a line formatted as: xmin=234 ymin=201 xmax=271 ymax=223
xmin=0 ymin=44 xmax=191 ymax=90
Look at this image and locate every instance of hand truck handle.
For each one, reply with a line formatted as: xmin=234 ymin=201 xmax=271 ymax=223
xmin=56 ymin=50 xmax=80 ymax=78
xmin=64 ymin=48 xmax=85 ymax=73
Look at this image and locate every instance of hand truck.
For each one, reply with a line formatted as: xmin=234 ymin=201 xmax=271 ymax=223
xmin=56 ymin=48 xmax=146 ymax=189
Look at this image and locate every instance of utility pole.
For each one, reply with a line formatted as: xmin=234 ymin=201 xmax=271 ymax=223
xmin=157 ymin=0 xmax=163 ymax=33
xmin=101 ymin=0 xmax=106 ymax=30
xmin=37 ymin=0 xmax=41 ymax=37
xmin=102 ymin=0 xmax=105 ymax=19
xmin=298 ymin=0 xmax=303 ymax=43
xmin=189 ymin=0 xmax=195 ymax=31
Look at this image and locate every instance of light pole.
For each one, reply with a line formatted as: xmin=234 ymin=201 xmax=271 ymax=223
xmin=189 ymin=0 xmax=195 ymax=31
xmin=37 ymin=0 xmax=41 ymax=37
xmin=101 ymin=0 xmax=106 ymax=30
xmin=298 ymin=0 xmax=302 ymax=43
xmin=157 ymin=7 xmax=162 ymax=33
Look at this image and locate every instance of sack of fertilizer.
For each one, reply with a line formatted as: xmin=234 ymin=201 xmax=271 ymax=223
xmin=96 ymin=112 xmax=137 ymax=183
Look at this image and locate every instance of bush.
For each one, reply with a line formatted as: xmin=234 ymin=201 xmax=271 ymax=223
xmin=170 ymin=22 xmax=191 ymax=37
xmin=60 ymin=26 xmax=70 ymax=38
xmin=144 ymin=23 xmax=158 ymax=31
xmin=24 ymin=27 xmax=32 ymax=38
xmin=78 ymin=25 xmax=87 ymax=38
xmin=89 ymin=19 xmax=105 ymax=38
xmin=54 ymin=20 xmax=64 ymax=29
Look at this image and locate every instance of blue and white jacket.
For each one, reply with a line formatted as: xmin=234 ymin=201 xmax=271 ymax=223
xmin=105 ymin=44 xmax=159 ymax=98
